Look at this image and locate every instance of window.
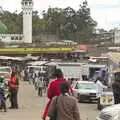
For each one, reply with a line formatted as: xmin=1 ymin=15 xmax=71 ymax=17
xmin=15 ymin=36 xmax=18 ymax=40
xmin=77 ymin=83 xmax=97 ymax=90
xmin=19 ymin=37 xmax=22 ymax=40
xmin=25 ymin=2 xmax=27 ymax=5
xmin=29 ymin=2 xmax=31 ymax=4
xmin=11 ymin=37 xmax=14 ymax=40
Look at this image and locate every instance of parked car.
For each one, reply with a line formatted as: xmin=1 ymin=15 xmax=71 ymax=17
xmin=72 ymin=81 xmax=97 ymax=102
xmin=0 ymin=66 xmax=12 ymax=75
xmin=96 ymin=104 xmax=120 ymax=120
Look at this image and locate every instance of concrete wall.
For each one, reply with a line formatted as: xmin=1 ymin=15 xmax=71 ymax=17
xmin=88 ymin=45 xmax=108 ymax=56
xmin=0 ymin=34 xmax=24 ymax=43
xmin=33 ymin=35 xmax=59 ymax=43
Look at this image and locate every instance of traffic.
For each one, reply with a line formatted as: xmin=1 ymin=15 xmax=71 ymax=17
xmin=0 ymin=55 xmax=120 ymax=120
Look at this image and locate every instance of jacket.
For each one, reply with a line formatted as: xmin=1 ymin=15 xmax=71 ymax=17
xmin=47 ymin=78 xmax=67 ymax=99
xmin=48 ymin=94 xmax=81 ymax=120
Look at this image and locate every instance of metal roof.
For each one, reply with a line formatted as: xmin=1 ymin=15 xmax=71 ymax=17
xmin=106 ymin=52 xmax=120 ymax=65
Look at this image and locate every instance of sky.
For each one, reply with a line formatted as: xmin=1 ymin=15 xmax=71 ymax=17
xmin=0 ymin=0 xmax=120 ymax=30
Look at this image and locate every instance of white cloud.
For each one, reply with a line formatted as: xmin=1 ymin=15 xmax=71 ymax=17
xmin=88 ymin=0 xmax=119 ymax=6
xmin=88 ymin=0 xmax=120 ymax=29
xmin=0 ymin=0 xmax=120 ymax=30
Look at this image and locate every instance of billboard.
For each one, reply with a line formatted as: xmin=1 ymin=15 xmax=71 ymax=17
xmin=77 ymin=44 xmax=88 ymax=52
xmin=0 ymin=47 xmax=73 ymax=54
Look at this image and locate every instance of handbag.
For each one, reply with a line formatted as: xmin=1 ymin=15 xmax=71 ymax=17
xmin=50 ymin=97 xmax=58 ymax=120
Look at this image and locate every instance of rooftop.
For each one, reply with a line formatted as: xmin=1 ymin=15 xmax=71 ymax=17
xmin=104 ymin=52 xmax=120 ymax=65
xmin=22 ymin=0 xmax=32 ymax=1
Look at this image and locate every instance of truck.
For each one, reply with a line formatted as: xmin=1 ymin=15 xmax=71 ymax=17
xmin=46 ymin=61 xmax=108 ymax=81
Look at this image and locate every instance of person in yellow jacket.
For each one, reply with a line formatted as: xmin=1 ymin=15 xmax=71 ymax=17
xmin=8 ymin=72 xmax=19 ymax=109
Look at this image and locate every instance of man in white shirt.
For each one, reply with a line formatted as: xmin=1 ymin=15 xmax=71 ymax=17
xmin=95 ymin=78 xmax=107 ymax=110
xmin=37 ymin=76 xmax=44 ymax=96
xmin=96 ymin=79 xmax=107 ymax=98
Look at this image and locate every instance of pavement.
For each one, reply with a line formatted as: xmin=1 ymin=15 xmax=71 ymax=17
xmin=0 ymin=80 xmax=99 ymax=120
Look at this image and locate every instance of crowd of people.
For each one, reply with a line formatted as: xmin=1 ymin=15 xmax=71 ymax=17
xmin=1 ymin=61 xmax=120 ymax=120
xmin=21 ymin=67 xmax=49 ymax=97
xmin=19 ymin=66 xmax=81 ymax=120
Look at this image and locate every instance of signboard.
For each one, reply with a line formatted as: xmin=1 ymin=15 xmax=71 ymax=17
xmin=0 ymin=47 xmax=73 ymax=53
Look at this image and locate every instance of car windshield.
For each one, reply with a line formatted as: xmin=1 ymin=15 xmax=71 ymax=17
xmin=77 ymin=83 xmax=96 ymax=90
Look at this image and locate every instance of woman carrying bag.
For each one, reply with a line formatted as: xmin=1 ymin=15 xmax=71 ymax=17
xmin=42 ymin=69 xmax=73 ymax=120
xmin=48 ymin=82 xmax=81 ymax=120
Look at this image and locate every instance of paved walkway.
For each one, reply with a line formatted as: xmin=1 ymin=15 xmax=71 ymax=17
xmin=0 ymin=80 xmax=99 ymax=120
xmin=0 ymin=81 xmax=47 ymax=120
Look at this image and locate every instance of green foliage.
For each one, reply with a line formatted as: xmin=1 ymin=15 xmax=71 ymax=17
xmin=0 ymin=21 xmax=8 ymax=34
xmin=0 ymin=11 xmax=22 ymax=34
xmin=0 ymin=0 xmax=97 ymax=43
xmin=39 ymin=0 xmax=97 ymax=43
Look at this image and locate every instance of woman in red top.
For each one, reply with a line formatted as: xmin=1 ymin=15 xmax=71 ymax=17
xmin=42 ymin=69 xmax=73 ymax=120
xmin=8 ymin=72 xmax=19 ymax=109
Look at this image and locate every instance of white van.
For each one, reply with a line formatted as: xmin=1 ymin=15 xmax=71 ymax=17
xmin=46 ymin=61 xmax=84 ymax=80
xmin=26 ymin=61 xmax=48 ymax=73
xmin=26 ymin=65 xmax=46 ymax=74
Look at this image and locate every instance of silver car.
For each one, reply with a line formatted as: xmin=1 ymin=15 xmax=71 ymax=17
xmin=96 ymin=104 xmax=120 ymax=120
xmin=72 ymin=81 xmax=97 ymax=102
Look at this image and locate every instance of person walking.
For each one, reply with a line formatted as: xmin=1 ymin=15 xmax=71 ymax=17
xmin=0 ymin=76 xmax=7 ymax=112
xmin=42 ymin=68 xmax=73 ymax=120
xmin=95 ymin=77 xmax=107 ymax=97
xmin=37 ymin=74 xmax=44 ymax=96
xmin=95 ymin=77 xmax=107 ymax=109
xmin=8 ymin=72 xmax=19 ymax=109
xmin=112 ymin=72 xmax=120 ymax=104
xmin=48 ymin=82 xmax=81 ymax=120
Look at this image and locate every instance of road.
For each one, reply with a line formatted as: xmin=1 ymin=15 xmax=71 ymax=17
xmin=0 ymin=81 xmax=99 ymax=120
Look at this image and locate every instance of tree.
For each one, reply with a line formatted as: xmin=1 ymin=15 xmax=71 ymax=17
xmin=0 ymin=10 xmax=22 ymax=34
xmin=42 ymin=7 xmax=66 ymax=37
xmin=75 ymin=0 xmax=97 ymax=43
xmin=40 ymin=1 xmax=97 ymax=42
xmin=0 ymin=1 xmax=97 ymax=43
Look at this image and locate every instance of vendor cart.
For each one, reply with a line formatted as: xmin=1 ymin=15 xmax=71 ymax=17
xmin=97 ymin=88 xmax=114 ymax=110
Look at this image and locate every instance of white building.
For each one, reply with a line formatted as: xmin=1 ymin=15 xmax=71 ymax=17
xmin=114 ymin=29 xmax=120 ymax=44
xmin=0 ymin=0 xmax=33 ymax=44
xmin=22 ymin=0 xmax=33 ymax=43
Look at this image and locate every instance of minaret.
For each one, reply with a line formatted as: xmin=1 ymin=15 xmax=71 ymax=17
xmin=22 ymin=0 xmax=33 ymax=43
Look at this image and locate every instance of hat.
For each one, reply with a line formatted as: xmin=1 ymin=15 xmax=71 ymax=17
xmin=60 ymin=82 xmax=69 ymax=93
xmin=54 ymin=68 xmax=63 ymax=78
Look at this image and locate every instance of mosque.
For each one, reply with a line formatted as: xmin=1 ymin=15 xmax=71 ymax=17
xmin=0 ymin=0 xmax=77 ymax=57
xmin=0 ymin=0 xmax=33 ymax=44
